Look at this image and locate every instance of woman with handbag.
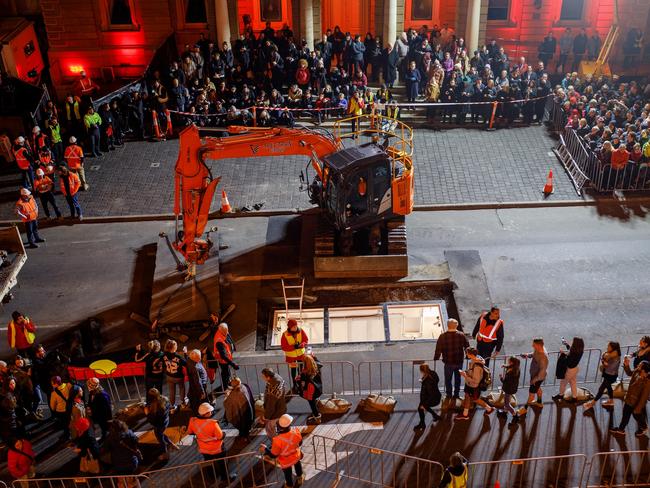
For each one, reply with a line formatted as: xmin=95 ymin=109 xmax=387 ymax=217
xmin=584 ymin=342 xmax=621 ymax=411
xmin=295 ymin=354 xmax=323 ymax=424
xmin=553 ymin=337 xmax=584 ymax=403
xmin=73 ymin=417 xmax=100 ymax=475
xmin=8 ymin=436 xmax=36 ymax=487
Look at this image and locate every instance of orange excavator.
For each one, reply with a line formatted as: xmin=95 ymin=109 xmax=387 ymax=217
xmin=174 ymin=115 xmax=414 ymax=277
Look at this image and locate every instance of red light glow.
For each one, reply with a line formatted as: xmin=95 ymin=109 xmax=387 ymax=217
xmin=69 ymin=64 xmax=85 ymax=74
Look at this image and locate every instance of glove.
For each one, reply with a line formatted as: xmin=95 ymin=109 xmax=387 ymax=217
xmin=294 ymin=344 xmax=302 ymax=350
xmin=233 ymin=364 xmax=240 ymax=370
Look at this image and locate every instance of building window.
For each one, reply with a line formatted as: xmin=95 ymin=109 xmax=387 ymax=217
xmin=109 ymin=0 xmax=134 ymax=25
xmin=560 ymin=0 xmax=584 ymax=21
xmin=185 ymin=0 xmax=207 ymax=24
xmin=487 ymin=0 xmax=509 ymax=21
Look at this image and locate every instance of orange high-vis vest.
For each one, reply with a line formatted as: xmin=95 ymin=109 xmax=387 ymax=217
xmin=283 ymin=330 xmax=305 ymax=361
xmin=477 ymin=313 xmax=503 ymax=343
xmin=13 ymin=147 xmax=32 ymax=170
xmin=60 ymin=172 xmax=81 ymax=196
xmin=187 ymin=417 xmax=224 ymax=455
xmin=213 ymin=330 xmax=233 ymax=364
xmin=34 ymin=176 xmax=54 ymax=194
xmin=64 ymin=145 xmax=83 ymax=170
xmin=270 ymin=427 xmax=302 ymax=469
xmin=15 ymin=196 xmax=38 ymax=222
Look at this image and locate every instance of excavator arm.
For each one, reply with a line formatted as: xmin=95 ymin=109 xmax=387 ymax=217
xmin=173 ymin=124 xmax=342 ymax=274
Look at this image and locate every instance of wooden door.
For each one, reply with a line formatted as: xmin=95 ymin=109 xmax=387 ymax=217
xmin=322 ymin=0 xmax=369 ymax=36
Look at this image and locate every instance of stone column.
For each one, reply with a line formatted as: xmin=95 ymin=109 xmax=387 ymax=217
xmin=301 ymin=0 xmax=315 ymax=50
xmin=465 ymin=0 xmax=481 ymax=54
xmin=215 ymin=0 xmax=231 ymax=46
xmin=384 ymin=0 xmax=397 ymax=46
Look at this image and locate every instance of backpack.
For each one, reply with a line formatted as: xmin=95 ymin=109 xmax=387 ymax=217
xmin=477 ymin=364 xmax=492 ymax=391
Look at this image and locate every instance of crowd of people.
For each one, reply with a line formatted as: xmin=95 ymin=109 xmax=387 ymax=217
xmin=2 ymin=305 xmax=650 ymax=486
xmin=553 ymin=73 xmax=650 ymax=189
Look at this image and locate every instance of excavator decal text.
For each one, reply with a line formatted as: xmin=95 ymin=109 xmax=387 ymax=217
xmin=249 ymin=141 xmax=292 ymax=155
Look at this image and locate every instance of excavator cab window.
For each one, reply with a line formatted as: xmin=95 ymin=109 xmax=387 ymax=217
xmin=371 ymin=163 xmax=391 ymax=214
xmin=345 ymin=168 xmax=370 ymax=223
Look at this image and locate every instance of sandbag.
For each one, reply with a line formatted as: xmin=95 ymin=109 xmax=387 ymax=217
xmin=563 ymin=387 xmax=593 ymax=402
xmin=486 ymin=390 xmax=519 ymax=409
xmin=360 ymin=394 xmax=396 ymax=414
xmin=318 ymin=396 xmax=351 ymax=415
xmin=612 ymin=381 xmax=627 ymax=399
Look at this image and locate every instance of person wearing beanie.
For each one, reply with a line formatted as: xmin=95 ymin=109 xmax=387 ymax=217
xmin=281 ymin=319 xmax=308 ymax=392
xmin=260 ymin=414 xmax=304 ymax=487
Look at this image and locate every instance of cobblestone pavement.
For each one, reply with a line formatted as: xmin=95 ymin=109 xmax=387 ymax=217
xmin=0 ymin=125 xmax=576 ymax=219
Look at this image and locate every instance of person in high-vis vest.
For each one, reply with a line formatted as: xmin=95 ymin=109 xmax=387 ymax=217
xmin=84 ymin=107 xmax=103 ymax=158
xmin=31 ymin=126 xmax=49 ymax=153
xmin=280 ymin=319 xmax=309 ymax=391
xmin=13 ymin=136 xmax=35 ymax=190
xmin=347 ymin=90 xmax=365 ymax=136
xmin=34 ymin=168 xmax=61 ymax=220
xmin=7 ymin=311 xmax=37 ymax=357
xmin=49 ymin=116 xmax=64 ymax=163
xmin=471 ymin=306 xmax=504 ymax=366
xmin=15 ymin=188 xmax=44 ymax=249
xmin=260 ymin=414 xmax=305 ymax=488
xmin=64 ymin=136 xmax=89 ymax=191
xmin=212 ymin=322 xmax=239 ymax=392
xmin=64 ymin=95 xmax=83 ymax=138
xmin=186 ymin=402 xmax=237 ymax=481
xmin=438 ymin=452 xmax=468 ymax=488
xmin=58 ymin=166 xmax=83 ymax=220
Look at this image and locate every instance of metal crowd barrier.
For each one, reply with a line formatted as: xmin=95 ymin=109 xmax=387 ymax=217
xmin=305 ymin=434 xmax=444 ymax=487
xmin=140 ymin=451 xmax=283 ymax=488
xmin=468 ymin=454 xmax=588 ymax=488
xmin=12 ymin=474 xmax=150 ymax=488
xmin=584 ymin=450 xmax=650 ymax=488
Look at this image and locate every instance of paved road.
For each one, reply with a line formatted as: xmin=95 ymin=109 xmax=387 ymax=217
xmin=0 ymin=125 xmax=576 ymax=219
xmin=1 ymin=204 xmax=648 ymax=359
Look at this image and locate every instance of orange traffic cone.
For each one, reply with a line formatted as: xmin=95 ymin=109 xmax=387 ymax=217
xmin=220 ymin=190 xmax=232 ymax=213
xmin=152 ymin=110 xmax=163 ymax=140
xmin=164 ymin=109 xmax=173 ymax=137
xmin=543 ymin=169 xmax=554 ymax=195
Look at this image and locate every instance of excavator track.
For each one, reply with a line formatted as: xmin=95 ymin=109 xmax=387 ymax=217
xmin=314 ymin=221 xmax=335 ymax=257
xmin=386 ymin=220 xmax=407 ymax=255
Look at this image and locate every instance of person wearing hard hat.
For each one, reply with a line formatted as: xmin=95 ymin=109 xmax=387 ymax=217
xmin=34 ymin=168 xmax=61 ymax=219
xmin=73 ymin=70 xmax=100 ymax=100
xmin=84 ymin=106 xmax=103 ymax=158
xmin=213 ymin=322 xmax=239 ymax=393
xmin=48 ymin=115 xmax=64 ymax=163
xmin=12 ymin=136 xmax=36 ymax=190
xmin=58 ymin=166 xmax=83 ymax=220
xmin=15 ymin=188 xmax=44 ymax=249
xmin=31 ymin=126 xmax=49 ymax=153
xmin=64 ymin=136 xmax=89 ymax=191
xmin=186 ymin=402 xmax=236 ymax=481
xmin=260 ymin=414 xmax=305 ymax=488
xmin=280 ymin=319 xmax=309 ymax=392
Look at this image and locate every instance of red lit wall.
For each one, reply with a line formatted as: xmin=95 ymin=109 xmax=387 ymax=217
xmin=238 ymin=0 xmax=294 ymax=34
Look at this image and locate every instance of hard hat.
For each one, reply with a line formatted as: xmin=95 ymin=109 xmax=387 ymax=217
xmin=87 ymin=377 xmax=100 ymax=390
xmin=20 ymin=188 xmax=31 ymax=196
xmin=36 ymin=168 xmax=44 ymax=176
xmin=32 ymin=126 xmax=40 ymax=134
xmin=15 ymin=136 xmax=25 ymax=144
xmin=287 ymin=319 xmax=298 ymax=328
xmin=198 ymin=402 xmax=214 ymax=417
xmin=69 ymin=136 xmax=77 ymax=144
xmin=278 ymin=414 xmax=294 ymax=428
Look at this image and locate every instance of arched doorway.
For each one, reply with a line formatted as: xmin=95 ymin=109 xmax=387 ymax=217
xmin=321 ymin=0 xmax=372 ymax=37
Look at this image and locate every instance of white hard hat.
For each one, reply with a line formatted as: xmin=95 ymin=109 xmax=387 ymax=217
xmin=69 ymin=136 xmax=77 ymax=144
xmin=36 ymin=168 xmax=44 ymax=176
xmin=15 ymin=136 xmax=25 ymax=144
xmin=198 ymin=402 xmax=214 ymax=416
xmin=20 ymin=188 xmax=31 ymax=196
xmin=219 ymin=322 xmax=228 ymax=330
xmin=32 ymin=126 xmax=40 ymax=134
xmin=278 ymin=414 xmax=294 ymax=428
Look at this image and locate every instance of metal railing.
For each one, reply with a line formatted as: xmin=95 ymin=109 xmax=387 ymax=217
xmin=12 ymin=474 xmax=150 ymax=488
xmin=468 ymin=454 xmax=588 ymax=488
xmin=584 ymin=450 xmax=650 ymax=488
xmin=305 ymin=434 xmax=444 ymax=487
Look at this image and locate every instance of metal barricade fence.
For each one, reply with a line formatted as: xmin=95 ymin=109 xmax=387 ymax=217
xmin=584 ymin=450 xmax=650 ymax=488
xmin=467 ymin=454 xmax=588 ymax=488
xmin=305 ymin=434 xmax=444 ymax=488
xmin=237 ymin=360 xmax=355 ymax=398
xmin=140 ymin=451 xmax=284 ymax=488
xmin=12 ymin=474 xmax=150 ymax=488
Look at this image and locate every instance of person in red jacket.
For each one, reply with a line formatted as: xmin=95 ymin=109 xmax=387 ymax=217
xmin=7 ymin=311 xmax=37 ymax=357
xmin=8 ymin=436 xmax=35 ymax=482
xmin=280 ymin=319 xmax=308 ymax=392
